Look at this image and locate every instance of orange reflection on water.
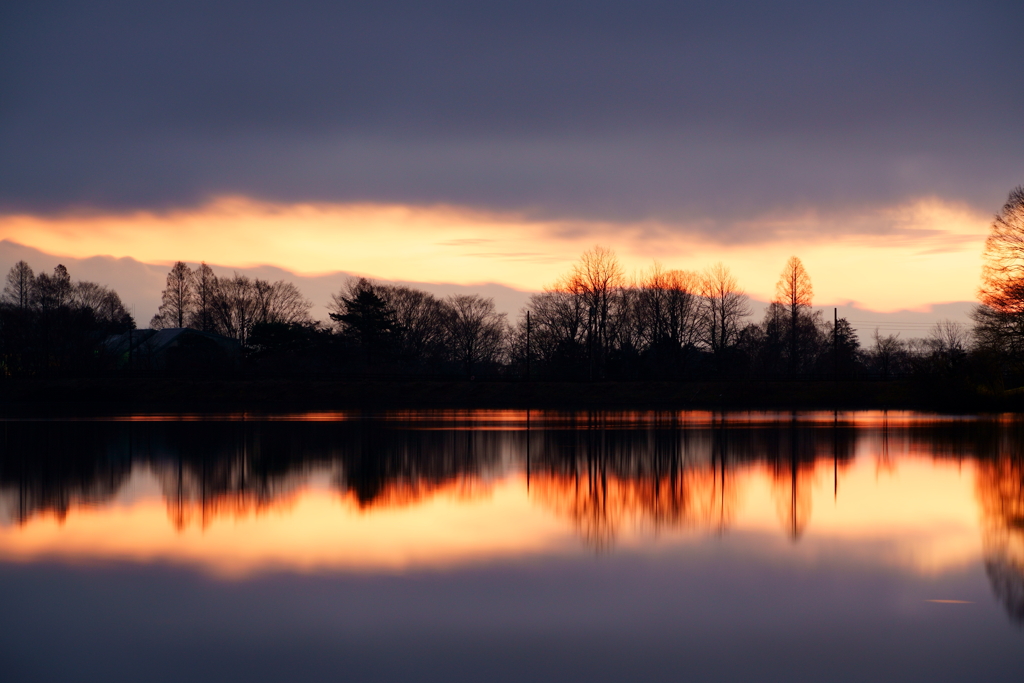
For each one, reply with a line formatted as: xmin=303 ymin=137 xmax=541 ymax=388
xmin=975 ymin=454 xmax=1024 ymax=623
xmin=530 ymin=463 xmax=737 ymax=549
xmin=0 ymin=454 xmax=990 ymax=579
xmin=0 ymin=473 xmax=569 ymax=577
xmin=755 ymin=457 xmax=981 ymax=574
xmin=5 ymin=410 xmax=1022 ymax=585
xmin=3 ymin=409 xmax=984 ymax=428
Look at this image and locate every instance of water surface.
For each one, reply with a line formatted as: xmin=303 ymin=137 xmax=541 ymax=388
xmin=1 ymin=411 xmax=1021 ymax=681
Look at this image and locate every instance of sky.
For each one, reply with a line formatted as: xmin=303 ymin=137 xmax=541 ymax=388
xmin=2 ymin=0 xmax=1022 ymax=322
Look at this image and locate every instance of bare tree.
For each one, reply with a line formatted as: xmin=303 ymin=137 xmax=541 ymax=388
xmin=698 ymin=263 xmax=751 ymax=362
xmin=208 ymin=274 xmax=312 ymax=346
xmin=975 ymin=187 xmax=1024 ymax=355
xmin=71 ymin=281 xmax=109 ymax=311
xmin=445 ymin=294 xmax=507 ymax=376
xmin=636 ymin=263 xmax=700 ymax=351
xmin=634 ymin=263 xmax=667 ymax=348
xmin=94 ymin=289 xmax=133 ymax=328
xmin=774 ymin=256 xmax=814 ymax=373
xmin=252 ymin=280 xmax=312 ymax=325
xmin=212 ymin=273 xmax=256 ymax=345
xmin=612 ymin=283 xmax=645 ymax=354
xmin=922 ymin=319 xmax=971 ymax=375
xmin=516 ymin=289 xmax=588 ymax=374
xmin=151 ymin=261 xmax=194 ymax=329
xmin=871 ymin=330 xmax=905 ymax=379
xmin=188 ymin=262 xmax=218 ymax=332
xmin=558 ymin=246 xmax=624 ymax=377
xmin=52 ymin=264 xmax=72 ymax=308
xmin=33 ymin=264 xmax=72 ymax=311
xmin=2 ymin=261 xmax=35 ymax=309
xmin=383 ymin=285 xmax=449 ymax=359
xmin=663 ymin=269 xmax=701 ymax=348
xmin=929 ymin=320 xmax=971 ymax=355
xmin=70 ymin=281 xmax=133 ymax=328
xmin=979 ymin=186 xmax=1024 ymax=311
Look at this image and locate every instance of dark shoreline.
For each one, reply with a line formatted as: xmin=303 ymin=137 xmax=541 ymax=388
xmin=0 ymin=377 xmax=1014 ymax=416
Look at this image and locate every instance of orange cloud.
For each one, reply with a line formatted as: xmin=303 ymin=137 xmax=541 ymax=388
xmin=0 ymin=195 xmax=989 ymax=310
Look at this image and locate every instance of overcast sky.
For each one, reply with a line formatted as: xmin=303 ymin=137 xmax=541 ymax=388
xmin=1 ymin=1 xmax=1022 ymax=311
xmin=3 ymin=1 xmax=1021 ymax=224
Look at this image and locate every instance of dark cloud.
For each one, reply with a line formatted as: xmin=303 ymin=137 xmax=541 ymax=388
xmin=1 ymin=0 xmax=1022 ymax=229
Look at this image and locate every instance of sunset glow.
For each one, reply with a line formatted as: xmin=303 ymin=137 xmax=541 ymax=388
xmin=0 ymin=195 xmax=988 ymax=311
xmin=5 ymin=3 xmax=1023 ymax=677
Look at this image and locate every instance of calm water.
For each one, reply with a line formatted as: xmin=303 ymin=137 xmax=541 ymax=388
xmin=0 ymin=411 xmax=1021 ymax=682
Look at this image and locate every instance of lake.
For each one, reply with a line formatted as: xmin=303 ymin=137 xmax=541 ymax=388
xmin=1 ymin=411 xmax=1021 ymax=681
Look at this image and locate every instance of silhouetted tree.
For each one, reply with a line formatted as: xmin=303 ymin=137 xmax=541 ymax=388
xmin=923 ymin=320 xmax=971 ymax=374
xmin=384 ymin=285 xmax=449 ymax=362
xmin=0 ymin=262 xmax=135 ymax=375
xmin=774 ymin=256 xmax=817 ymax=374
xmin=328 ymin=279 xmax=458 ymax=371
xmin=199 ymin=273 xmax=312 ymax=347
xmin=516 ymin=289 xmax=588 ymax=378
xmin=757 ymin=302 xmax=787 ymax=375
xmin=211 ymin=273 xmax=256 ymax=345
xmin=445 ymin=294 xmax=507 ymax=377
xmin=253 ymin=279 xmax=312 ymax=326
xmin=34 ymin=264 xmax=72 ymax=311
xmin=698 ymin=263 xmax=750 ymax=367
xmin=974 ymin=186 xmax=1024 ymax=360
xmin=2 ymin=261 xmax=34 ymax=309
xmin=560 ymin=246 xmax=624 ymax=378
xmin=71 ymin=281 xmax=133 ymax=331
xmin=151 ymin=261 xmax=194 ymax=329
xmin=330 ymin=278 xmax=402 ymax=364
xmin=870 ymin=330 xmax=907 ymax=379
xmin=657 ymin=268 xmax=701 ymax=350
xmin=188 ymin=262 xmax=218 ymax=333
xmin=818 ymin=317 xmax=861 ymax=378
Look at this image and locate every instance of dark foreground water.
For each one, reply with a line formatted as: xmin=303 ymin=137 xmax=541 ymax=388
xmin=0 ymin=411 xmax=1021 ymax=682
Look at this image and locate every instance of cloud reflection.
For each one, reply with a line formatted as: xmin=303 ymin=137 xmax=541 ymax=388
xmin=0 ymin=411 xmax=1007 ymax=617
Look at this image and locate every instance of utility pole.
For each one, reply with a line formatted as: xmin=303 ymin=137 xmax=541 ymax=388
xmin=833 ymin=410 xmax=838 ymax=499
xmin=129 ymin=304 xmax=134 ymax=377
xmin=588 ymin=305 xmax=596 ymax=382
xmin=525 ymin=310 xmax=531 ymax=381
xmin=833 ymin=307 xmax=839 ymax=383
xmin=526 ymin=408 xmax=531 ymax=492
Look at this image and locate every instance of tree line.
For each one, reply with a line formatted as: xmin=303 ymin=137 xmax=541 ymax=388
xmin=132 ymin=249 xmax=976 ymax=383
xmin=0 ymin=251 xmax=973 ymax=381
xmin=8 ymin=185 xmax=1024 ymax=386
xmin=0 ymin=262 xmax=134 ymax=375
xmin=148 ymin=261 xmax=313 ymax=348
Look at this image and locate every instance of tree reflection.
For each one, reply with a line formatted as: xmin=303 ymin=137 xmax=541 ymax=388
xmin=0 ymin=422 xmax=130 ymax=525
xmin=976 ymin=453 xmax=1024 ymax=626
xmin=331 ymin=424 xmax=507 ymax=510
xmin=526 ymin=415 xmax=739 ymax=548
xmin=766 ymin=416 xmax=856 ymax=540
xmin=525 ymin=413 xmax=860 ymax=547
xmin=0 ymin=419 xmax=509 ymax=530
xmin=0 ymin=411 xmax=1021 ymax=594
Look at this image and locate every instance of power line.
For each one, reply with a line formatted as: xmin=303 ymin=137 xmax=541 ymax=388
xmin=846 ymin=320 xmax=965 ymax=326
